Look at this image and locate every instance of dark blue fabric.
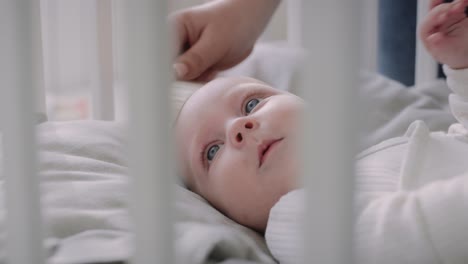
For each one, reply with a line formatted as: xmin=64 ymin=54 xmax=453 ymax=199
xmin=378 ymin=0 xmax=417 ymax=86
xmin=378 ymin=1 xmax=446 ymax=86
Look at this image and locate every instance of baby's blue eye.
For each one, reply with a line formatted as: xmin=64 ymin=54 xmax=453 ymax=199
xmin=207 ymin=144 xmax=220 ymax=162
xmin=245 ymin=98 xmax=260 ymax=114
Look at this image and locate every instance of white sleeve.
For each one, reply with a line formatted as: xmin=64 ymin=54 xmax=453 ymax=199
xmin=266 ymin=173 xmax=468 ymax=264
xmin=356 ymin=171 xmax=468 ymax=264
xmin=265 ymin=189 xmax=305 ymax=264
xmin=444 ymin=65 xmax=468 ymax=129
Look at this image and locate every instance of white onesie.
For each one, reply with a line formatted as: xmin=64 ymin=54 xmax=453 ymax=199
xmin=265 ymin=66 xmax=468 ymax=264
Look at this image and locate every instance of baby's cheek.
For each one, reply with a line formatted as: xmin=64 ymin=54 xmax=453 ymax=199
xmin=217 ymin=149 xmax=251 ymax=172
xmin=210 ymin=161 xmax=254 ymax=197
xmin=210 ymin=166 xmax=247 ymax=197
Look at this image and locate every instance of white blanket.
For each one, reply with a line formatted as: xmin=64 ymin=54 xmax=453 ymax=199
xmin=264 ymin=66 xmax=468 ymax=264
xmin=0 ymin=121 xmax=275 ymax=264
xmin=0 ymin=43 xmax=460 ymax=264
xmin=265 ymin=127 xmax=468 ymax=264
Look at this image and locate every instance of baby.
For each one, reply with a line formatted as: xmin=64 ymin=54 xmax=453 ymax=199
xmin=175 ymin=77 xmax=303 ymax=231
xmin=175 ymin=0 xmax=468 ymax=236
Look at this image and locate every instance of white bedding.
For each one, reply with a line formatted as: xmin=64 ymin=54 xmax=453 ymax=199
xmin=0 ymin=121 xmax=275 ymax=264
xmin=0 ymin=43 xmax=460 ymax=264
xmin=264 ymin=66 xmax=468 ymax=264
xmin=266 ymin=130 xmax=468 ymax=264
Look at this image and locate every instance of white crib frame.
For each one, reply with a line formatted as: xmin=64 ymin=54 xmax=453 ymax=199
xmin=1 ymin=0 xmax=437 ymax=263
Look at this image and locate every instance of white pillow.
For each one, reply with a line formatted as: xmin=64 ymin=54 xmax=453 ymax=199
xmin=0 ymin=121 xmax=275 ymax=264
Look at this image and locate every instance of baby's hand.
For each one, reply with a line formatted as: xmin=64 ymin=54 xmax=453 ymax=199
xmin=420 ymin=0 xmax=468 ymax=69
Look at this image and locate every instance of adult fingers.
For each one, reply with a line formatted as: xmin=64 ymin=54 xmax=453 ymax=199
xmin=193 ymin=68 xmax=218 ymax=83
xmin=211 ymin=46 xmax=254 ymax=71
xmin=433 ymin=1 xmax=468 ymax=33
xmin=174 ymin=30 xmax=224 ymax=80
xmin=419 ymin=3 xmax=452 ymax=38
xmin=430 ymin=0 xmax=445 ymax=9
xmin=168 ymin=12 xmax=190 ymax=58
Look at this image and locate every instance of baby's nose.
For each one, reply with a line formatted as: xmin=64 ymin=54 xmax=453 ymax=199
xmin=228 ymin=118 xmax=258 ymax=147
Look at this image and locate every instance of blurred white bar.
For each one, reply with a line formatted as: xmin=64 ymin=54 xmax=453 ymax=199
xmin=287 ymin=0 xmax=302 ymax=47
xmin=360 ymin=0 xmax=378 ymax=72
xmin=297 ymin=1 xmax=359 ymax=264
xmin=33 ymin=0 xmax=47 ymax=122
xmin=415 ymin=0 xmax=438 ymax=85
xmin=95 ymin=0 xmax=115 ymax=120
xmin=125 ymin=0 xmax=174 ymax=263
xmin=0 ymin=0 xmax=45 ymax=263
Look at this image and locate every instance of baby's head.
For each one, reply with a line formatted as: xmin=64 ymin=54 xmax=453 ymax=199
xmin=174 ymin=77 xmax=303 ymax=231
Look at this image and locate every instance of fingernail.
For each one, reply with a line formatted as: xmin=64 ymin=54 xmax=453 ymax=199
xmin=173 ymin=63 xmax=188 ymax=78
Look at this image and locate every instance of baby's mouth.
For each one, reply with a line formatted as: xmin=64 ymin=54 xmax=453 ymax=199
xmin=258 ymin=138 xmax=284 ymax=168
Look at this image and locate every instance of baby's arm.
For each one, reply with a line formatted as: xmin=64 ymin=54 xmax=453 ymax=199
xmin=420 ymin=0 xmax=468 ymax=69
xmin=354 ymin=171 xmax=468 ymax=264
xmin=265 ymin=172 xmax=468 ymax=264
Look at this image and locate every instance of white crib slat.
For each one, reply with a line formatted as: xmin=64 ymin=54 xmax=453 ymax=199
xmin=415 ymin=0 xmax=438 ymax=85
xmin=360 ymin=0 xmax=378 ymax=72
xmin=34 ymin=0 xmax=47 ymax=123
xmin=297 ymin=1 xmax=359 ymax=263
xmin=0 ymin=1 xmax=45 ymax=264
xmin=125 ymin=1 xmax=174 ymax=263
xmin=287 ymin=0 xmax=302 ymax=47
xmin=94 ymin=0 xmax=115 ymax=120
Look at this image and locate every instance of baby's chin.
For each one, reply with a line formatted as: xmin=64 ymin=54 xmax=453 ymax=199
xmin=227 ymin=203 xmax=273 ymax=232
xmin=229 ymin=184 xmax=300 ymax=232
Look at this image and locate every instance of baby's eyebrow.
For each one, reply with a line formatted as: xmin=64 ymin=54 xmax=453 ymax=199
xmin=225 ymin=84 xmax=258 ymax=108
xmin=224 ymin=84 xmax=244 ymax=101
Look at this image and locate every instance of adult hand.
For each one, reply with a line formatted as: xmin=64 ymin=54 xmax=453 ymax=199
xmin=420 ymin=0 xmax=468 ymax=69
xmin=170 ymin=0 xmax=279 ymax=82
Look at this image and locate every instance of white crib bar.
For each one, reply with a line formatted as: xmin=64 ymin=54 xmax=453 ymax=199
xmin=33 ymin=0 xmax=47 ymax=123
xmin=360 ymin=0 xmax=378 ymax=72
xmin=126 ymin=1 xmax=174 ymax=263
xmin=298 ymin=1 xmax=359 ymax=263
xmin=287 ymin=0 xmax=302 ymax=47
xmin=94 ymin=0 xmax=115 ymax=120
xmin=1 ymin=1 xmax=46 ymax=263
xmin=416 ymin=0 xmax=439 ymax=85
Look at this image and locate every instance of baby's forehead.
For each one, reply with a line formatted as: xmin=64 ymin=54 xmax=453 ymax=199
xmin=182 ymin=77 xmax=262 ymax=111
xmin=199 ymin=76 xmax=263 ymax=95
xmin=209 ymin=76 xmax=263 ymax=87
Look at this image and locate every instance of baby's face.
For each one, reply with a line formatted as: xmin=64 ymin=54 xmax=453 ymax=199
xmin=175 ymin=77 xmax=303 ymax=231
